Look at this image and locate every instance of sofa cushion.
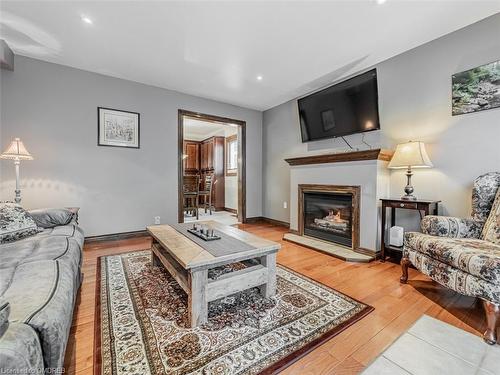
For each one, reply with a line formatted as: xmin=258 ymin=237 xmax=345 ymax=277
xmin=28 ymin=208 xmax=74 ymax=229
xmin=0 ymin=322 xmax=44 ymax=374
xmin=405 ymin=232 xmax=500 ymax=284
xmin=0 ymin=225 xmax=82 ymax=269
xmin=0 ymin=203 xmax=41 ymax=243
xmin=0 ymin=222 xmax=84 ymax=371
xmin=3 ymin=259 xmax=79 ymax=370
xmin=0 ymin=299 xmax=9 ymax=336
xmin=482 ymin=189 xmax=500 ymax=244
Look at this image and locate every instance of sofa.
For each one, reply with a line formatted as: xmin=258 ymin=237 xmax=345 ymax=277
xmin=401 ymin=172 xmax=500 ymax=345
xmin=0 ymin=209 xmax=84 ymax=373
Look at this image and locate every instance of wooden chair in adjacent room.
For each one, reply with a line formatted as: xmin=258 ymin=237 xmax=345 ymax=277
xmin=199 ymin=174 xmax=215 ymax=215
xmin=183 ymin=175 xmax=200 ymax=220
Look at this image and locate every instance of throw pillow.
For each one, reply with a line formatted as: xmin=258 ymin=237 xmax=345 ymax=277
xmin=482 ymin=188 xmax=500 ymax=244
xmin=28 ymin=208 xmax=74 ymax=228
xmin=0 ymin=203 xmax=41 ymax=243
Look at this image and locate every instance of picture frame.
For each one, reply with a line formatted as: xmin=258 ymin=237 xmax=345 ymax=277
xmin=98 ymin=107 xmax=140 ymax=148
xmin=452 ymin=60 xmax=500 ymax=116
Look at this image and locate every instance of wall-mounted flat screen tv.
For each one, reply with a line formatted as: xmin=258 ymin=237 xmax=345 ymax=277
xmin=298 ymin=69 xmax=380 ymax=142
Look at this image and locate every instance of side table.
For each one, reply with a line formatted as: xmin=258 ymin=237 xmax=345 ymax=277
xmin=380 ymin=199 xmax=440 ymax=261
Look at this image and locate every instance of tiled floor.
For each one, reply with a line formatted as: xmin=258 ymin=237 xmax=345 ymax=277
xmin=184 ymin=210 xmax=239 ymax=226
xmin=362 ymin=315 xmax=500 ymax=375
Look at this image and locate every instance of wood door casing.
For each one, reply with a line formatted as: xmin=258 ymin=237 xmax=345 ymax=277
xmin=178 ymin=109 xmax=246 ymax=223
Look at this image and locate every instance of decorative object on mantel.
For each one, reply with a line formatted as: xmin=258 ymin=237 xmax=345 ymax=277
xmin=0 ymin=138 xmax=33 ymax=203
xmin=98 ymin=107 xmax=140 ymax=148
xmin=388 ymin=141 xmax=433 ymax=201
xmin=284 ymin=148 xmax=393 ymax=166
xmin=452 ymin=60 xmax=500 ymax=116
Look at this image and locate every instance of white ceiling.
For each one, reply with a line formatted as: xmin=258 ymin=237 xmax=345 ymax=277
xmin=184 ymin=118 xmax=237 ymax=142
xmin=1 ymin=1 xmax=499 ymax=111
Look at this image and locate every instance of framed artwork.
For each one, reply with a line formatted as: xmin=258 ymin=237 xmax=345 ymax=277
xmin=98 ymin=107 xmax=140 ymax=148
xmin=452 ymin=60 xmax=500 ymax=116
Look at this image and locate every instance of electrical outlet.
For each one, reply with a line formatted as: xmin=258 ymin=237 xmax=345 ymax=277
xmin=154 ymin=216 xmax=161 ymax=224
xmin=283 ymin=201 xmax=288 ymax=209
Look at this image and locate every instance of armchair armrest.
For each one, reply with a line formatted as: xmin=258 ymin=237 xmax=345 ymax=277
xmin=421 ymin=215 xmax=483 ymax=239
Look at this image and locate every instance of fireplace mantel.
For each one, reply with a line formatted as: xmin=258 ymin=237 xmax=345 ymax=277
xmin=284 ymin=149 xmax=393 ymax=166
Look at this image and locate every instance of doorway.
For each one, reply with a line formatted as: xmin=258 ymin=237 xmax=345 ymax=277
xmin=178 ymin=109 xmax=246 ymax=224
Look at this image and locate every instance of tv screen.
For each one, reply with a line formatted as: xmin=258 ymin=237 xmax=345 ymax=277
xmin=298 ymin=69 xmax=380 ymax=142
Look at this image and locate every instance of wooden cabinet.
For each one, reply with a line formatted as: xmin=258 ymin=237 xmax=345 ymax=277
xmin=201 ymin=137 xmax=225 ymax=210
xmin=183 ymin=141 xmax=200 ymax=174
xmin=184 ymin=137 xmax=225 ymax=210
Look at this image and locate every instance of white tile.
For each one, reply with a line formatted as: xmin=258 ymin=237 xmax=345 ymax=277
xmin=480 ymin=345 xmax=500 ymax=375
xmin=408 ymin=315 xmax=487 ymax=366
xmin=384 ymin=333 xmax=479 ymax=375
xmin=362 ymin=356 xmax=411 ymax=375
xmin=185 ymin=211 xmax=240 ymax=226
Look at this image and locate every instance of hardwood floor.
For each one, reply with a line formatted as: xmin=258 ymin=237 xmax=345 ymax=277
xmin=64 ymin=222 xmax=487 ymax=374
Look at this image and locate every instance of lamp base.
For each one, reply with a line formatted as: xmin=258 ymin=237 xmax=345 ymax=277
xmin=401 ymin=167 xmax=417 ymax=201
xmin=401 ymin=195 xmax=417 ymax=201
xmin=15 ymin=189 xmax=21 ymax=204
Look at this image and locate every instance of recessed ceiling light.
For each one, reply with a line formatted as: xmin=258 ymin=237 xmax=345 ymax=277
xmin=81 ymin=15 xmax=93 ymax=24
xmin=376 ymin=0 xmax=387 ymax=4
xmin=257 ymin=75 xmax=263 ymax=81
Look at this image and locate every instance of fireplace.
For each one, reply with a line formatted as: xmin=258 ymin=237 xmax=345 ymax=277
xmin=298 ymin=185 xmax=360 ymax=249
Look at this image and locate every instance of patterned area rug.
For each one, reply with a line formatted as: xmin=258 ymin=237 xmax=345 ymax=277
xmin=94 ymin=250 xmax=373 ymax=374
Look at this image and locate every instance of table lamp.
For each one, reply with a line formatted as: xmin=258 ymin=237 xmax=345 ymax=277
xmin=388 ymin=141 xmax=433 ymax=201
xmin=0 ymin=138 xmax=33 ymax=203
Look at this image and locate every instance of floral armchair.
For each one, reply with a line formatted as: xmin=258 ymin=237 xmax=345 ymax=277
xmin=401 ymin=172 xmax=500 ymax=345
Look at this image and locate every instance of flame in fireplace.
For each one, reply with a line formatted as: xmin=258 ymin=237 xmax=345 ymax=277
xmin=326 ymin=209 xmax=345 ymax=223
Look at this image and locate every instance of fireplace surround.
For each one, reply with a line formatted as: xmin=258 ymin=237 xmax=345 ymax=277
xmin=298 ymin=184 xmax=360 ymax=250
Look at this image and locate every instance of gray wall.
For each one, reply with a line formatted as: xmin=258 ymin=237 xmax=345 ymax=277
xmin=263 ymin=13 xmax=500 ymax=227
xmin=0 ymin=56 xmax=263 ymax=236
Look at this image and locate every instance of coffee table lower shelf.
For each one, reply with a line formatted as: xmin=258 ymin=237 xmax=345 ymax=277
xmin=151 ymin=242 xmax=277 ymax=327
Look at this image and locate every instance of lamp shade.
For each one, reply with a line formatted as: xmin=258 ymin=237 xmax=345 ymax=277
xmin=0 ymin=138 xmax=33 ymax=160
xmin=388 ymin=141 xmax=432 ymax=169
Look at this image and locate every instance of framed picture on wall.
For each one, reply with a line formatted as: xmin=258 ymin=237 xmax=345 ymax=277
xmin=98 ymin=107 xmax=140 ymax=148
xmin=452 ymin=60 xmax=500 ymax=116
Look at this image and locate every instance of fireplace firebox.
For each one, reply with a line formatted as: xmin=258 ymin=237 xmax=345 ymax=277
xmin=298 ymin=185 xmax=360 ymax=250
xmin=303 ymin=192 xmax=352 ymax=246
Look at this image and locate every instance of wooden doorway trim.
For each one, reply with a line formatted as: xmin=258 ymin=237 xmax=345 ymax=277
xmin=178 ymin=109 xmax=246 ymax=224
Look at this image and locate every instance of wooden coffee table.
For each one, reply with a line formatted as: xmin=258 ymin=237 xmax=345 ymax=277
xmin=147 ymin=221 xmax=281 ymax=327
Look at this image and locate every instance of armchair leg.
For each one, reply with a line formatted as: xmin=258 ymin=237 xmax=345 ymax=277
xmin=482 ymin=300 xmax=499 ymax=345
xmin=400 ymin=257 xmax=410 ymax=284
